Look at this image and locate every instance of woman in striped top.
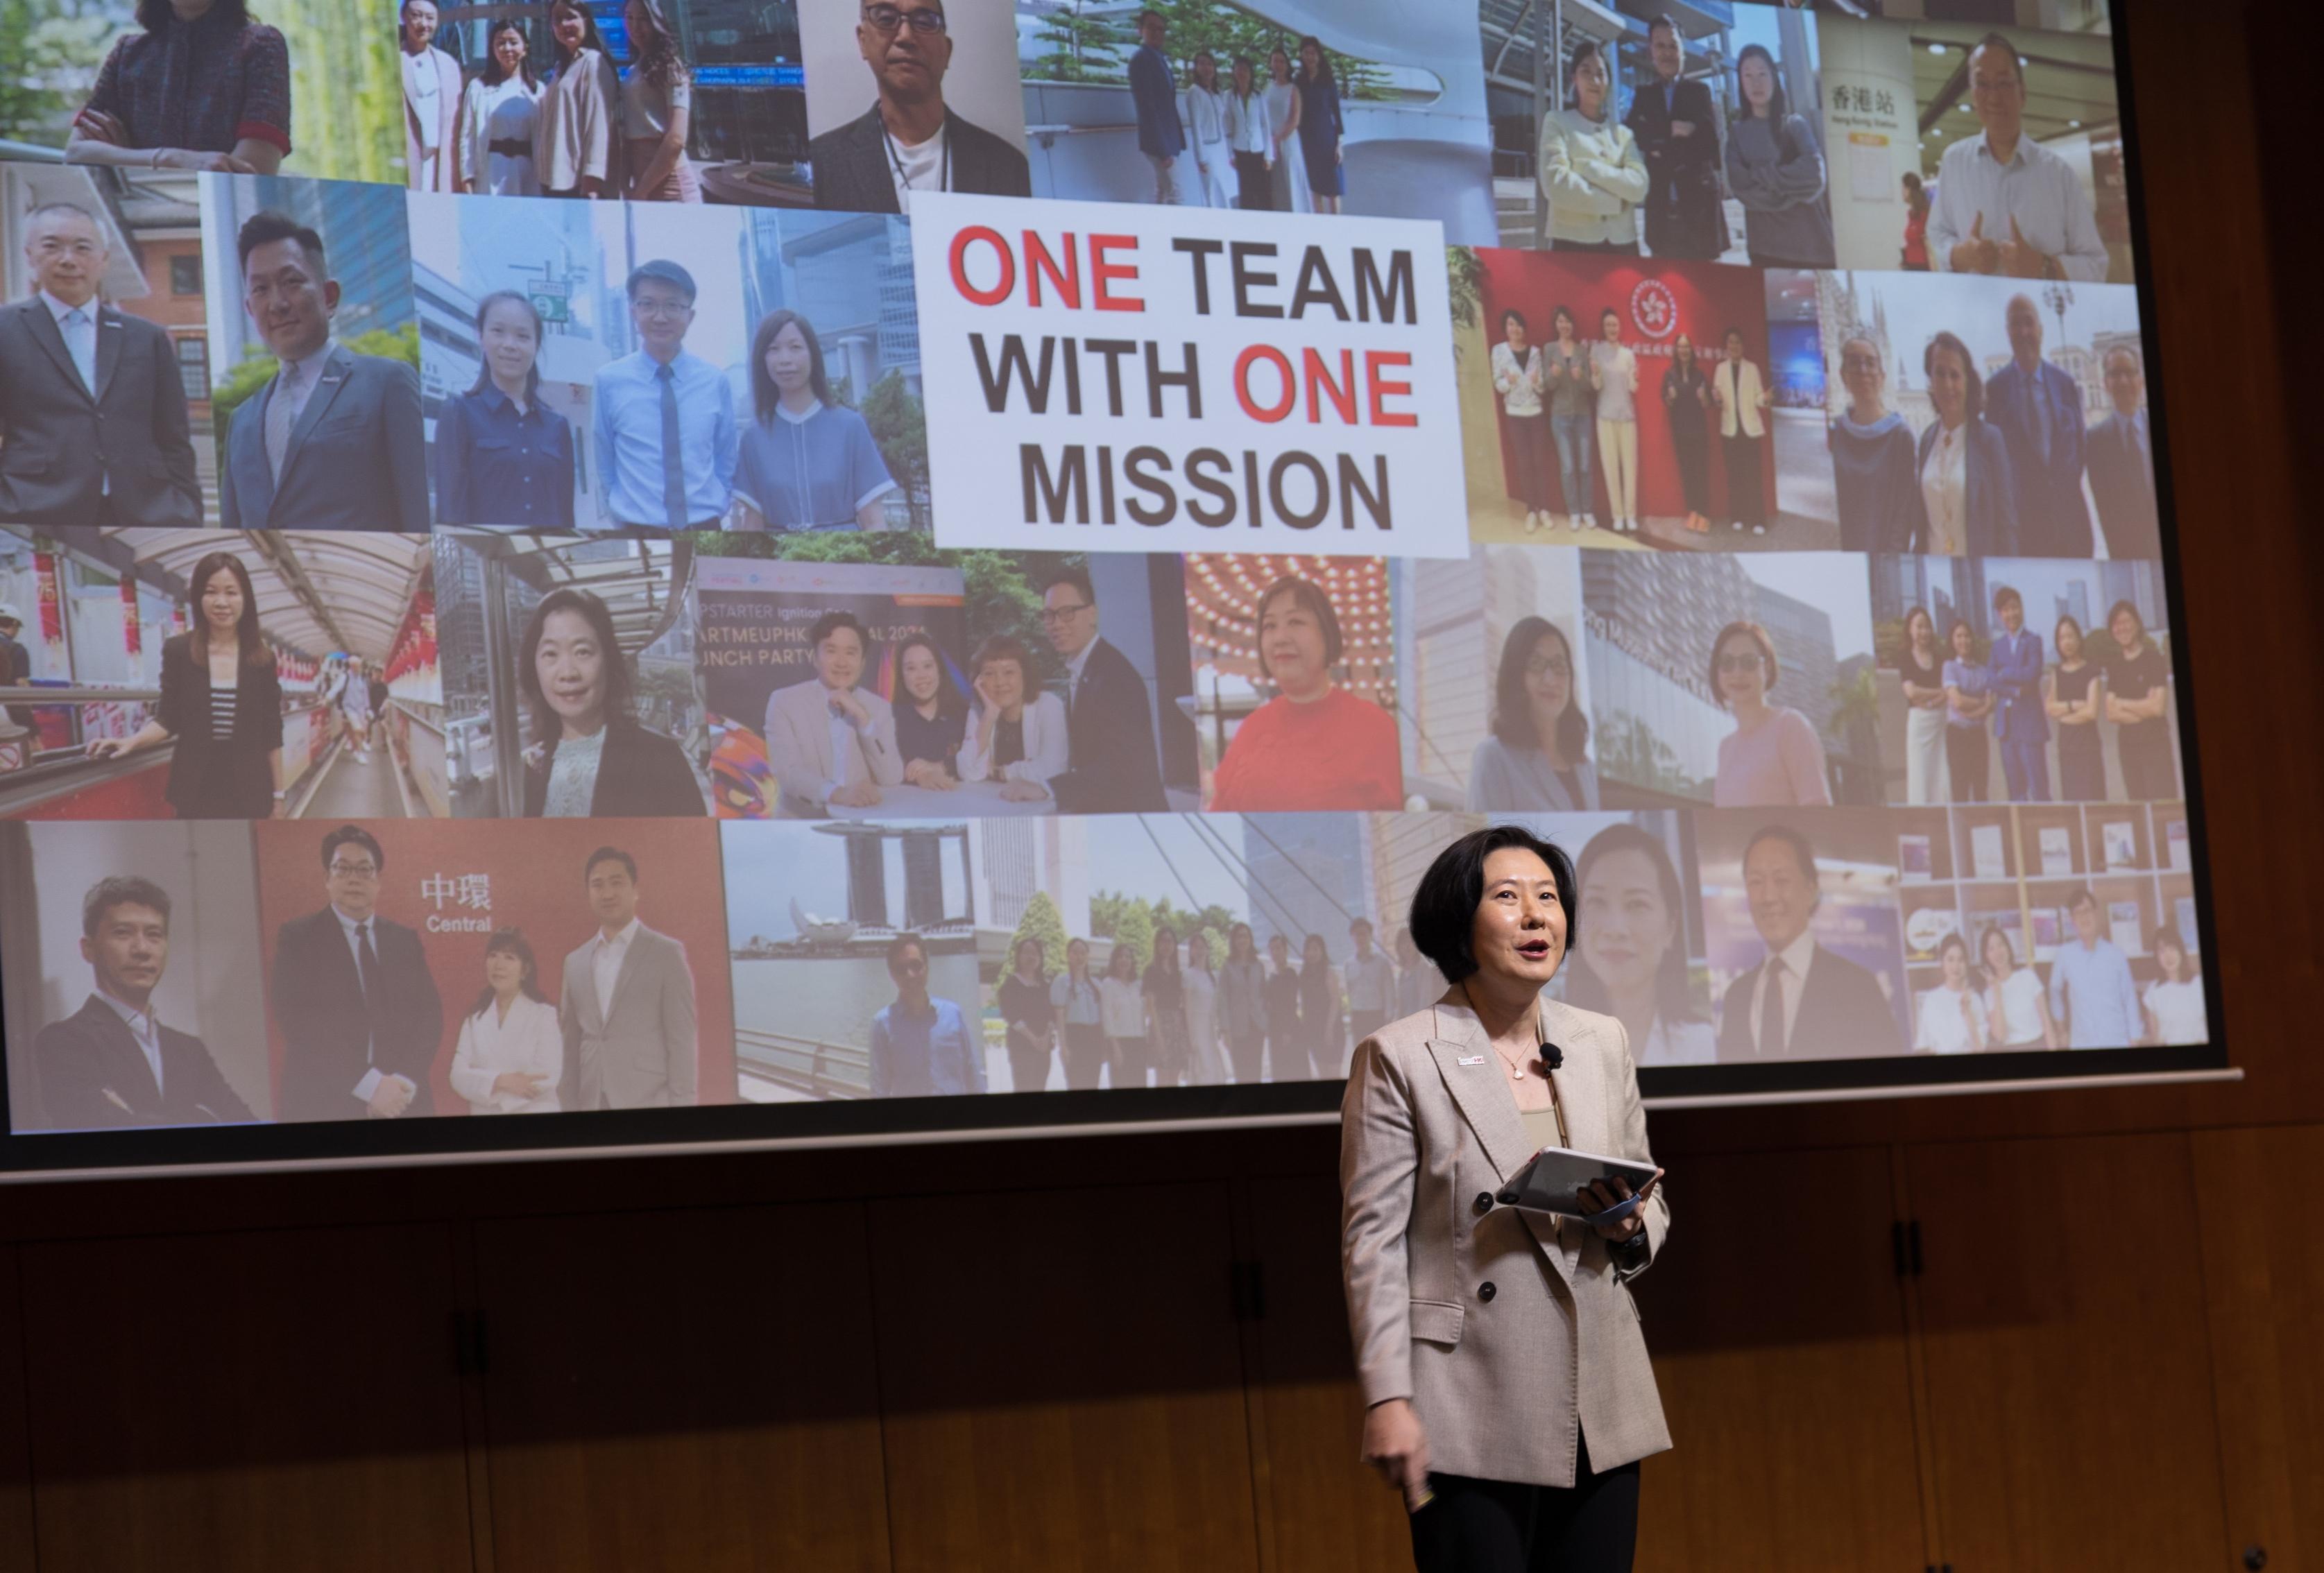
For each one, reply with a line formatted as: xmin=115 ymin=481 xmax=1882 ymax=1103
xmin=87 ymin=551 xmax=284 ymax=818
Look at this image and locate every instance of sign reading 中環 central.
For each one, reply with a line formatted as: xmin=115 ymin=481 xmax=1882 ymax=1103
xmin=911 ymin=193 xmax=1466 ymax=558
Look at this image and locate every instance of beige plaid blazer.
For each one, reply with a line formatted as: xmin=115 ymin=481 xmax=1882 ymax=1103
xmin=1340 ymin=990 xmax=1672 ymax=1487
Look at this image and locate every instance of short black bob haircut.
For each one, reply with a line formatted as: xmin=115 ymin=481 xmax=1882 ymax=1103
xmin=1407 ymin=825 xmax=1577 ymax=985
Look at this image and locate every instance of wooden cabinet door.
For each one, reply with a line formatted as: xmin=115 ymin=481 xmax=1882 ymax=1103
xmin=1908 ymin=1133 xmax=2228 ymax=1572
xmin=1243 ymin=1173 xmax=1409 ymax=1573
xmin=472 ymin=1201 xmax=889 ymax=1573
xmin=870 ymin=1182 xmax=1256 ymax=1573
xmin=2194 ymin=1124 xmax=2324 ymax=1573
xmin=0 ymin=1248 xmax=32 ymax=1571
xmin=20 ymin=1223 xmax=472 ymax=1573
xmin=1631 ymin=1146 xmax=1926 ymax=1573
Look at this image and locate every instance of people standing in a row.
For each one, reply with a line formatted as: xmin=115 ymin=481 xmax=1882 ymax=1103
xmin=1899 ymin=599 xmax=2170 ymax=805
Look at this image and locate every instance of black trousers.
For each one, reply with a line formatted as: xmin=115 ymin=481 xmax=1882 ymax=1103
xmin=1061 ymin=1022 xmax=1108 ymax=1090
xmin=1233 ymin=150 xmax=1273 ymax=210
xmin=1410 ymin=1435 xmax=1639 ymax=1573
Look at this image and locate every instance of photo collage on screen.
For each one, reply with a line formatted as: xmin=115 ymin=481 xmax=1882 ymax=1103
xmin=0 ymin=0 xmax=2203 ymax=1142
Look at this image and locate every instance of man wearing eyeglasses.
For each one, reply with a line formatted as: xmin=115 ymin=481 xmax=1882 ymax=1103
xmin=271 ymin=824 xmax=445 ymax=1123
xmin=810 ymin=0 xmax=1030 ymax=212
xmin=590 ymin=260 xmax=738 ymax=533
xmin=1039 ymin=565 xmax=1167 ymax=814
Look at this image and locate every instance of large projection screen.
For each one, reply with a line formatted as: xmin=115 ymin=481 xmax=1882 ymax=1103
xmin=0 ymin=0 xmax=2223 ymax=1178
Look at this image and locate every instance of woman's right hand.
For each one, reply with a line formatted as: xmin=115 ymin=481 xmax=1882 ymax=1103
xmin=86 ymin=737 xmax=130 ymax=762
xmin=1360 ymin=1397 xmax=1432 ymax=1513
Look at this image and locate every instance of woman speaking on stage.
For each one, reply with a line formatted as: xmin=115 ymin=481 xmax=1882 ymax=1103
xmin=1341 ymin=825 xmax=1668 ymax=1570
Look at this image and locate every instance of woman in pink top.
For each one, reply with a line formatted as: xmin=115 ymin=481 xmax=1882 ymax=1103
xmin=1709 ymin=619 xmax=1831 ymax=807
xmin=1210 ymin=576 xmax=1402 ymax=811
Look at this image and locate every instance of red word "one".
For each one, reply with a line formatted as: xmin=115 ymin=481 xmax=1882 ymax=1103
xmin=1233 ymin=346 xmax=1417 ymax=429
xmin=949 ymin=227 xmax=1145 ymax=312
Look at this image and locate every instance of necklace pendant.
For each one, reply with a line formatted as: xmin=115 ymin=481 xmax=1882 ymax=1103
xmin=1512 ymin=1064 xmax=1526 ymax=1081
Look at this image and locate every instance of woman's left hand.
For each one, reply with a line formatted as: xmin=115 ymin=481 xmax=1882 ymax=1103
xmin=1578 ymin=1168 xmax=1661 ymax=1242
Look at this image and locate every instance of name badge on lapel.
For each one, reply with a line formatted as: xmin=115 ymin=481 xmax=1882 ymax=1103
xmin=1457 ymin=1055 xmax=1486 ymax=1067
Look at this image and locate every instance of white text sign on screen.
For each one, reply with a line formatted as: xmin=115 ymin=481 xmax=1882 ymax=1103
xmin=910 ymin=192 xmax=1467 ymax=560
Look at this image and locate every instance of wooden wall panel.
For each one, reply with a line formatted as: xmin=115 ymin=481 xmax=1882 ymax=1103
xmin=19 ymin=1224 xmax=472 ymax=1573
xmin=2194 ymin=1124 xmax=2324 ymax=1573
xmin=0 ymin=1248 xmax=33 ymax=1573
xmin=470 ymin=1203 xmax=889 ymax=1573
xmin=1908 ymin=1135 xmax=2226 ymax=1572
xmin=1242 ymin=1175 xmax=1408 ymax=1573
xmin=1629 ymin=1147 xmax=1925 ymax=1573
xmin=870 ymin=1183 xmax=1257 ymax=1573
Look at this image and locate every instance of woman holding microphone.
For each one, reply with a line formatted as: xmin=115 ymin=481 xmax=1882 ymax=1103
xmin=1343 ymin=825 xmax=1668 ymax=1568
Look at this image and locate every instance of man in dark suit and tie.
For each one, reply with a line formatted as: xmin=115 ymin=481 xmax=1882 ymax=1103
xmin=2087 ymin=345 xmax=2159 ymax=560
xmin=810 ymin=0 xmax=1030 ymax=213
xmin=31 ymin=876 xmax=255 ymax=1130
xmin=219 ymin=210 xmax=428 ymax=533
xmin=0 ymin=202 xmax=200 ymax=528
xmin=1716 ymin=826 xmax=1902 ymax=1060
xmin=270 ymin=825 xmax=444 ymax=1122
xmin=1984 ymin=293 xmax=2092 ymax=558
xmin=1039 ymin=566 xmax=1167 ymax=814
xmin=1624 ymin=15 xmax=1724 ymax=261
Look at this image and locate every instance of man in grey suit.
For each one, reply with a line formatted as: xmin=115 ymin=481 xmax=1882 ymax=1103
xmin=762 ymin=610 xmax=902 ymax=818
xmin=219 ymin=210 xmax=428 ymax=533
xmin=0 ymin=203 xmax=199 ymax=527
xmin=2087 ymin=345 xmax=2160 ymax=560
xmin=558 ymin=846 xmax=699 ymax=1110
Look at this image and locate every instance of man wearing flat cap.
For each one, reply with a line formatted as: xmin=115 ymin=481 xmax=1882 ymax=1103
xmin=590 ymin=259 xmax=738 ymax=533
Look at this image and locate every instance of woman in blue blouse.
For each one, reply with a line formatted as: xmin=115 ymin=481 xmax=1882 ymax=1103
xmin=1295 ymin=37 xmax=1344 ymax=216
xmin=734 ymin=309 xmax=900 ymax=532
xmin=433 ymin=292 xmax=576 ymax=530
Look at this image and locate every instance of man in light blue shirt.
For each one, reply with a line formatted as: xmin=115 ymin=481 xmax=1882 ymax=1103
xmin=869 ymin=932 xmax=985 ymax=1097
xmin=2048 ymin=888 xmax=2143 ymax=1048
xmin=1926 ymin=33 xmax=2109 ymax=284
xmin=591 ymin=259 xmax=738 ymax=531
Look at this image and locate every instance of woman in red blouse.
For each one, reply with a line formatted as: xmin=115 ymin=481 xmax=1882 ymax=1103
xmin=1208 ymin=576 xmax=1403 ymax=811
